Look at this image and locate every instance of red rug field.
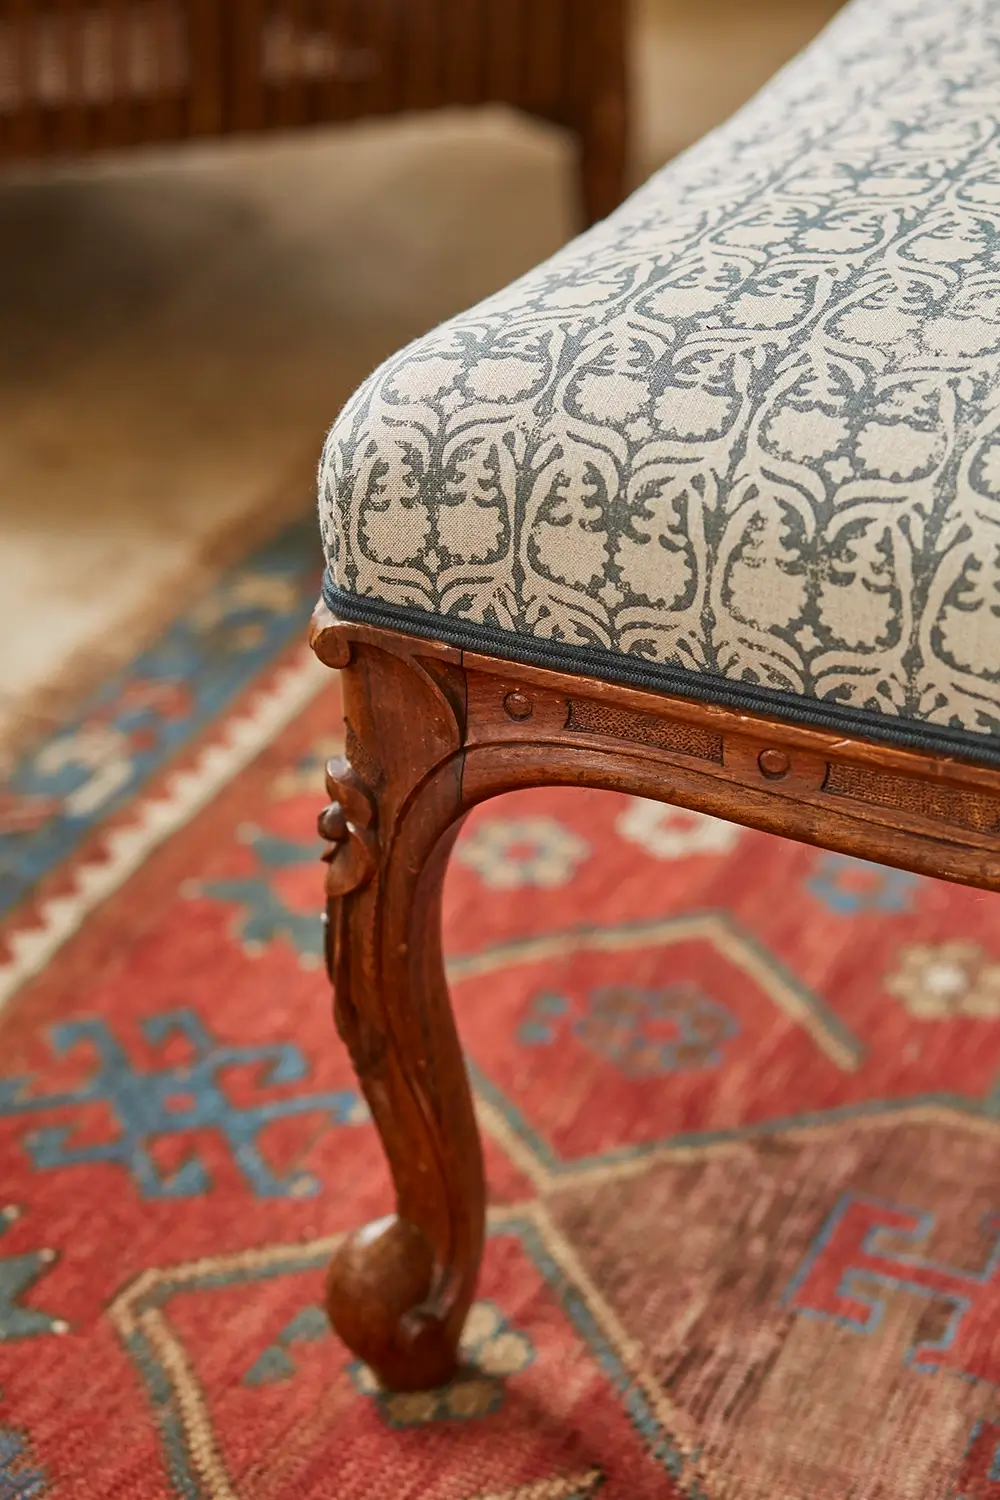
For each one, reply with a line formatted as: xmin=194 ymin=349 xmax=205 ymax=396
xmin=2 ymin=521 xmax=1000 ymax=1499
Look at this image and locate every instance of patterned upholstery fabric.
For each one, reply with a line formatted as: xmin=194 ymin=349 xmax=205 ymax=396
xmin=320 ymin=0 xmax=1000 ymax=764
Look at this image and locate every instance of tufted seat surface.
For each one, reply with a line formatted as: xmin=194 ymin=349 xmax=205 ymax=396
xmin=320 ymin=0 xmax=1000 ymax=764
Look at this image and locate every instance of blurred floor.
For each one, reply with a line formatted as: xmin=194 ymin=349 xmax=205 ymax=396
xmin=0 ymin=0 xmax=842 ymax=766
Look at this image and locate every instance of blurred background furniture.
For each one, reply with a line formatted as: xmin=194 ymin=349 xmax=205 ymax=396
xmin=0 ymin=0 xmax=628 ymax=222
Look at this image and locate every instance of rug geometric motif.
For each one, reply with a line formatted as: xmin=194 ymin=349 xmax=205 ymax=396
xmin=3 ymin=521 xmax=1000 ymax=1498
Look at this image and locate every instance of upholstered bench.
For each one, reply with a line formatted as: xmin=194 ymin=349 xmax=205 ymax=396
xmin=311 ymin=0 xmax=1000 ymax=1392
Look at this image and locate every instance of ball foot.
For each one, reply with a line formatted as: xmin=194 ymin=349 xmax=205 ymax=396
xmin=327 ymin=1215 xmax=461 ymax=1392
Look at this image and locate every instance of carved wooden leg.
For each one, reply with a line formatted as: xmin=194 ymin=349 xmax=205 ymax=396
xmin=312 ymin=615 xmax=484 ymax=1393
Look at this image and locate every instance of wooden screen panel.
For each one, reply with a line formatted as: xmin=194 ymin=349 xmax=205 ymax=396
xmin=49 ymin=0 xmax=86 ymax=150
xmin=482 ymin=0 xmax=526 ymax=110
xmin=185 ymin=0 xmax=222 ymax=135
xmin=566 ymin=0 xmax=628 ymax=126
xmin=226 ymin=0 xmax=266 ymax=131
xmin=307 ymin=0 xmax=367 ymax=125
xmin=351 ymin=0 xmax=403 ymax=117
xmin=440 ymin=0 xmax=484 ymax=108
xmin=142 ymin=0 xmax=183 ymax=141
xmin=227 ymin=0 xmax=401 ymax=133
xmin=222 ymin=0 xmax=589 ymax=138
xmin=268 ymin=0 xmax=310 ymax=127
xmin=519 ymin=0 xmax=569 ymax=119
xmin=102 ymin=0 xmax=134 ymax=144
xmin=0 ymin=0 xmax=623 ymax=163
xmin=398 ymin=0 xmax=442 ymax=112
xmin=0 ymin=0 xmax=224 ymax=160
xmin=0 ymin=0 xmax=42 ymax=155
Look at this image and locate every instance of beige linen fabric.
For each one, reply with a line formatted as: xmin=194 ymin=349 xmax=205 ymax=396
xmin=320 ymin=0 xmax=1000 ymax=754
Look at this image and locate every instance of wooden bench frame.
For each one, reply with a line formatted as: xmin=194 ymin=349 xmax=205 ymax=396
xmin=310 ymin=603 xmax=1000 ymax=1391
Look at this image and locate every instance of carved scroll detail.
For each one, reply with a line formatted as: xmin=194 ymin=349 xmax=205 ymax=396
xmin=320 ymin=754 xmax=378 ymax=901
xmin=567 ymin=698 xmax=723 ymax=763
xmin=320 ymin=753 xmax=381 ymax=1073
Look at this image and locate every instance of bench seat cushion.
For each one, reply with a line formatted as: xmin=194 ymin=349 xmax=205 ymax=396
xmin=319 ymin=0 xmax=1000 ymax=765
